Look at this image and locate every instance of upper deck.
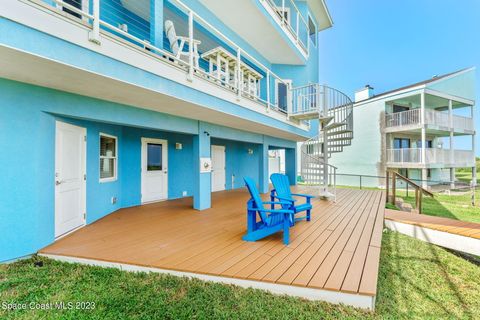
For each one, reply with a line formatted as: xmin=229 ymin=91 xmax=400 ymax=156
xmin=0 ymin=0 xmax=332 ymax=140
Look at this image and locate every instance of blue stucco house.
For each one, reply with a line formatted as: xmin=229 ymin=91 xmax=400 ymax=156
xmin=0 ymin=0 xmax=356 ymax=263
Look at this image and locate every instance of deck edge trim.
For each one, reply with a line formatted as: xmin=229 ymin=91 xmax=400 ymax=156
xmin=39 ymin=253 xmax=376 ymax=310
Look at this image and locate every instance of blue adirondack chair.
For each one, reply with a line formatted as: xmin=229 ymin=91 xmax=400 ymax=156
xmin=242 ymin=177 xmax=294 ymax=245
xmin=270 ymin=173 xmax=314 ymax=224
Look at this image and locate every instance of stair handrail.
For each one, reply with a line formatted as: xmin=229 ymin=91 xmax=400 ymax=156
xmin=386 ymin=170 xmax=434 ymax=214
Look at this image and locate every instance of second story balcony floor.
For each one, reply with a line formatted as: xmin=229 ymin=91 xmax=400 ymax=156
xmin=200 ymin=0 xmax=332 ymax=63
xmin=0 ymin=0 xmax=336 ymax=140
xmin=384 ymin=90 xmax=475 ymax=135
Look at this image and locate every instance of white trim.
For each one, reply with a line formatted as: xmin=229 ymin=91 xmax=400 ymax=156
xmin=39 ymin=254 xmax=376 ymax=310
xmin=274 ymin=78 xmax=292 ymax=111
xmin=141 ymin=137 xmax=168 ymax=203
xmin=307 ymin=13 xmax=318 ymax=47
xmin=99 ymin=133 xmax=118 ymax=183
xmin=55 ymin=121 xmax=87 ymax=238
xmin=385 ymin=220 xmax=480 ymax=256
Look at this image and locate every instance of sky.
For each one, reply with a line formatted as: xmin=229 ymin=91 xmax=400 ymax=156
xmin=317 ymin=0 xmax=480 ymax=154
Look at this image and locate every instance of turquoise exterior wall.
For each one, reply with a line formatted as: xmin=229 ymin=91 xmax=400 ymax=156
xmin=0 ymin=78 xmax=296 ymax=262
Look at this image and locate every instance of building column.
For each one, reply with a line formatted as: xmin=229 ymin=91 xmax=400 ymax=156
xmin=285 ymin=146 xmax=297 ymax=186
xmin=420 ymin=92 xmax=428 ymax=188
xmin=472 ymin=105 xmax=477 ymax=187
xmin=448 ymin=99 xmax=455 ymax=189
xmin=193 ymin=122 xmax=211 ymax=210
xmin=258 ymin=141 xmax=269 ymax=194
xmin=150 ymin=0 xmax=164 ymax=49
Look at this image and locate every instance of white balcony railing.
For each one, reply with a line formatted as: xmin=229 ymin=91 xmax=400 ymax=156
xmin=387 ymin=148 xmax=475 ymax=167
xmin=385 ymin=108 xmax=474 ymax=132
xmin=385 ymin=109 xmax=421 ymax=128
xmin=262 ymin=0 xmax=310 ymax=56
xmin=32 ymin=0 xmax=297 ymax=117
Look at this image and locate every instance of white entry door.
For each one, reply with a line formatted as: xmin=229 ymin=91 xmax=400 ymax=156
xmin=211 ymin=145 xmax=226 ymax=192
xmin=55 ymin=121 xmax=86 ymax=238
xmin=141 ymin=138 xmax=168 ymax=203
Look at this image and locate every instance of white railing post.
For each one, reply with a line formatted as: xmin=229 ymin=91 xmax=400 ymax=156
xmin=281 ymin=0 xmax=285 ymax=25
xmin=266 ymin=71 xmax=270 ymax=111
xmin=236 ymin=48 xmax=241 ymax=100
xmin=88 ymin=0 xmax=101 ymax=44
xmin=187 ymin=10 xmax=194 ymax=81
xmin=287 ymin=82 xmax=292 ymax=115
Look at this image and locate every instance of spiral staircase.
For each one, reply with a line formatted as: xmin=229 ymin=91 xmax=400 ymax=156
xmin=289 ymin=84 xmax=354 ymax=200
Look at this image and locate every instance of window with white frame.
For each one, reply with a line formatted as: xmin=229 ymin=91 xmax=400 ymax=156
xmin=100 ymin=134 xmax=117 ymax=182
xmin=308 ymin=14 xmax=317 ymax=46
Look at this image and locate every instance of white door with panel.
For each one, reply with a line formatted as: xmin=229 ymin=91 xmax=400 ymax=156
xmin=141 ymin=138 xmax=168 ymax=203
xmin=55 ymin=121 xmax=86 ymax=238
xmin=211 ymin=145 xmax=226 ymax=192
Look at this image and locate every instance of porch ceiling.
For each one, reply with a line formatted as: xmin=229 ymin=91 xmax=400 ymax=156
xmin=199 ymin=0 xmax=306 ymax=64
xmin=40 ymin=187 xmax=385 ymax=310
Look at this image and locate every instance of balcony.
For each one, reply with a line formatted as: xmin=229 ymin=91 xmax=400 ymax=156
xmin=10 ymin=0 xmax=310 ymax=132
xmin=386 ymin=148 xmax=475 ymax=168
xmin=385 ymin=109 xmax=474 ymax=134
xmin=199 ymin=0 xmax=313 ymax=64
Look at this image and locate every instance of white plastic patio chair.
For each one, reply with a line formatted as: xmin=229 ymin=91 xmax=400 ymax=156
xmin=165 ymin=20 xmax=201 ymax=68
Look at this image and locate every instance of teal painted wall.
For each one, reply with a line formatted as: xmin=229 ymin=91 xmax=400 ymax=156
xmin=0 ymin=78 xmax=296 ymax=262
xmin=427 ymin=69 xmax=476 ymax=101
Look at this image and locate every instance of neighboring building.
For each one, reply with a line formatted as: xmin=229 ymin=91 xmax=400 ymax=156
xmin=331 ymin=68 xmax=477 ymax=188
xmin=0 ymin=0 xmax=347 ymax=262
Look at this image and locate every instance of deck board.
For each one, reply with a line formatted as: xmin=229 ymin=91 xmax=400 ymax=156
xmin=40 ymin=187 xmax=385 ymax=299
xmin=384 ymin=209 xmax=480 ymax=239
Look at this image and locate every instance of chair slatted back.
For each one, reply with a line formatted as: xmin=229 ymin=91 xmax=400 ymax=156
xmin=270 ymin=173 xmax=293 ymax=201
xmin=244 ymin=177 xmax=269 ymax=224
xmin=164 ymin=20 xmax=180 ymax=56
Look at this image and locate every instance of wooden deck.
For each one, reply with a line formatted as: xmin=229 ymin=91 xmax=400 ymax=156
xmin=385 ymin=209 xmax=480 ymax=239
xmin=40 ymin=187 xmax=385 ymax=309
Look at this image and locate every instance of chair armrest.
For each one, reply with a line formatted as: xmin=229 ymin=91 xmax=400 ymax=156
xmin=263 ymin=208 xmax=294 ymax=214
xmin=177 ymin=36 xmax=201 ymax=45
xmin=291 ymin=193 xmax=315 ymax=199
xmin=262 ymin=201 xmax=291 ymax=206
xmin=271 ymin=195 xmax=296 ymax=203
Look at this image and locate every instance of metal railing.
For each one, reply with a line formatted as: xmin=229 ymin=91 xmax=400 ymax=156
xmin=385 ymin=109 xmax=420 ymax=128
xmin=33 ymin=0 xmax=297 ymax=118
xmin=385 ymin=108 xmax=474 ymax=132
xmin=290 ymin=84 xmax=353 ymax=120
xmin=386 ymin=148 xmax=475 ymax=167
xmin=262 ymin=0 xmax=310 ymax=56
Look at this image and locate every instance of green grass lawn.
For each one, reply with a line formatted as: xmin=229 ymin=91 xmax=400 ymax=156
xmin=395 ymin=189 xmax=480 ymax=224
xmin=1 ymin=231 xmax=479 ymax=319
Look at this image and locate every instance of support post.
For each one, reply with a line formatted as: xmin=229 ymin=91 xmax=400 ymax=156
xmin=149 ymin=0 xmax=164 ymax=50
xmin=386 ymin=171 xmax=390 ymax=204
xmin=88 ymin=0 xmax=101 ymax=44
xmin=193 ymin=122 xmax=211 ymax=210
xmin=391 ymin=173 xmax=396 ymax=205
xmin=266 ymin=72 xmax=271 ymax=110
xmin=322 ymin=121 xmax=329 ymax=195
xmin=448 ymin=99 xmax=455 ymax=189
xmin=236 ymin=48 xmax=241 ymax=100
xmin=420 ymin=92 xmax=427 ymax=188
xmin=285 ymin=147 xmax=297 ymax=186
xmin=259 ymin=139 xmax=269 ymax=194
xmin=472 ymin=105 xmax=477 ymax=188
xmin=187 ymin=10 xmax=194 ymax=81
